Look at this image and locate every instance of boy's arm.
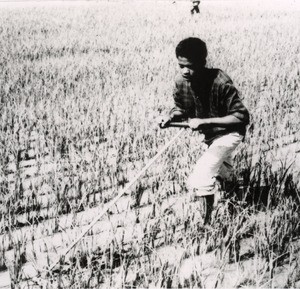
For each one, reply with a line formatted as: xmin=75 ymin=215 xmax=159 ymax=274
xmin=189 ymin=115 xmax=244 ymax=130
xmin=223 ymin=84 xmax=249 ymax=125
xmin=169 ymin=82 xmax=190 ymax=121
xmin=158 ymin=111 xmax=185 ymax=128
xmin=158 ymin=80 xmax=192 ymax=128
xmin=189 ymin=83 xmax=249 ymax=130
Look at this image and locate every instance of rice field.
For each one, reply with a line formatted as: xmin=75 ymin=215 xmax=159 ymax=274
xmin=0 ymin=0 xmax=300 ymax=288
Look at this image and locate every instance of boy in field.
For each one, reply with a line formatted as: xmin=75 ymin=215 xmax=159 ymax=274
xmin=158 ymin=37 xmax=249 ymax=204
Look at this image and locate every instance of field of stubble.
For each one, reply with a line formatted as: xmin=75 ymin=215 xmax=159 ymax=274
xmin=0 ymin=1 xmax=300 ymax=288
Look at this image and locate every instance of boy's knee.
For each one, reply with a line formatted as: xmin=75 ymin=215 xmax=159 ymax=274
xmin=187 ymin=172 xmax=215 ymax=192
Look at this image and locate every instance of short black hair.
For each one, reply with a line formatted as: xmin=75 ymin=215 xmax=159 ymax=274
xmin=175 ymin=37 xmax=207 ymax=67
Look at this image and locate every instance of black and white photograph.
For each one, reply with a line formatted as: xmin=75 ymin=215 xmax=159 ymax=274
xmin=0 ymin=0 xmax=299 ymax=288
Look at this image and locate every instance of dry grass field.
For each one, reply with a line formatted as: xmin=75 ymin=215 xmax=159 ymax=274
xmin=0 ymin=0 xmax=300 ymax=288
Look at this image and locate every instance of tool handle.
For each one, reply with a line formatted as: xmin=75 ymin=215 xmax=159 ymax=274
xmin=168 ymin=122 xmax=190 ymax=128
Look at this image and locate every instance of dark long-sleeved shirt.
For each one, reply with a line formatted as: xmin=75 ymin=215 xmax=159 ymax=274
xmin=170 ymin=68 xmax=250 ymax=145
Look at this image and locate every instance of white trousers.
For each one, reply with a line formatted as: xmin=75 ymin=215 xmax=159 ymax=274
xmin=187 ymin=132 xmax=243 ymax=194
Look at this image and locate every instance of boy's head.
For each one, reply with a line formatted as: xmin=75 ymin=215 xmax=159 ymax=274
xmin=175 ymin=37 xmax=207 ymax=80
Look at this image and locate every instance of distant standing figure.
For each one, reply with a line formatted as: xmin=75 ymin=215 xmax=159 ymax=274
xmin=191 ymin=0 xmax=200 ymax=14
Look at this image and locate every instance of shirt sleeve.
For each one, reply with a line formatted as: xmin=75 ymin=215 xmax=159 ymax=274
xmin=222 ymin=84 xmax=250 ymax=125
xmin=169 ymin=81 xmax=192 ymax=119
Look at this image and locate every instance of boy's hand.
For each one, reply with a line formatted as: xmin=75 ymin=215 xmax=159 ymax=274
xmin=189 ymin=118 xmax=208 ymax=130
xmin=157 ymin=115 xmax=172 ymax=128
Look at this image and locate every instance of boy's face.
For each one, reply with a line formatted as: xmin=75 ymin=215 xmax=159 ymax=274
xmin=177 ymin=56 xmax=199 ymax=81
